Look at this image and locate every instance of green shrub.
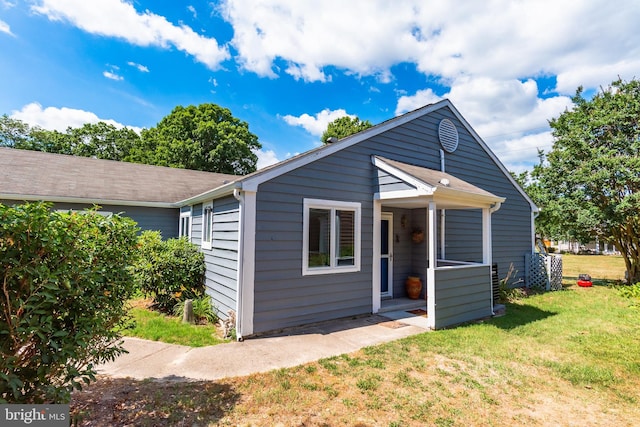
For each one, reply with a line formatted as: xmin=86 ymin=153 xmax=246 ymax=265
xmin=173 ymin=295 xmax=219 ymax=324
xmin=618 ymin=283 xmax=640 ymax=308
xmin=0 ymin=202 xmax=139 ymax=403
xmin=131 ymin=231 xmax=205 ymax=312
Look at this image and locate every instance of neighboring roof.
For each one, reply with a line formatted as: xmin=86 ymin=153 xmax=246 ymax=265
xmin=373 ymin=156 xmax=505 ymax=208
xmin=0 ymin=147 xmax=239 ymax=207
xmin=217 ymin=99 xmax=537 ymax=212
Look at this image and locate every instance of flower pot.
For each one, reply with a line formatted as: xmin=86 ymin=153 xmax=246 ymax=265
xmin=405 ymin=276 xmax=422 ymax=299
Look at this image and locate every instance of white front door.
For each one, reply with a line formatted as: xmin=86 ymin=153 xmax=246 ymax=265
xmin=380 ymin=212 xmax=393 ymax=298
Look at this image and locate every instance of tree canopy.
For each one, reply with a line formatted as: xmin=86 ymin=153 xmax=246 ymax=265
xmin=321 ymin=115 xmax=372 ymax=144
xmin=533 ymin=78 xmax=640 ymax=283
xmin=0 ymin=103 xmax=261 ymax=175
xmin=131 ymin=104 xmax=260 ymax=175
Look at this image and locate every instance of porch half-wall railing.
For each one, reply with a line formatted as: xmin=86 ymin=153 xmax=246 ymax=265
xmin=431 ymin=261 xmax=492 ymax=329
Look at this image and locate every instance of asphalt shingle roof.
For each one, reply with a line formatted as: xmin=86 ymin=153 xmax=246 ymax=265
xmin=0 ymin=147 xmax=240 ymax=206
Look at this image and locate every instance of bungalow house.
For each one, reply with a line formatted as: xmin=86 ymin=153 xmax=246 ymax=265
xmin=1 ymin=99 xmax=538 ymax=340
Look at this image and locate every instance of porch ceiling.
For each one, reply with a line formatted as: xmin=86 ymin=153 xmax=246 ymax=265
xmin=373 ymin=156 xmax=505 ymax=209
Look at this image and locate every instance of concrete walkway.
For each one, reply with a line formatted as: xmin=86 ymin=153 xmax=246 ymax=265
xmin=97 ymin=310 xmax=430 ymax=381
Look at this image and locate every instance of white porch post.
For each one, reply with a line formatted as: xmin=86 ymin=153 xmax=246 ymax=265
xmin=482 ymin=207 xmax=492 ymax=265
xmin=482 ymin=206 xmax=494 ymax=315
xmin=426 ymin=201 xmax=437 ymax=329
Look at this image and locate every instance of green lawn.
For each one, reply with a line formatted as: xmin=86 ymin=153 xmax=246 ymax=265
xmin=76 ymin=273 xmax=640 ymax=426
xmin=561 ymin=253 xmax=627 ymax=282
xmin=122 ymin=303 xmax=227 ymax=347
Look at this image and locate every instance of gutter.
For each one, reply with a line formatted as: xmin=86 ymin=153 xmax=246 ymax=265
xmin=175 ymin=181 xmax=239 ymax=206
xmin=0 ymin=193 xmax=176 ymax=209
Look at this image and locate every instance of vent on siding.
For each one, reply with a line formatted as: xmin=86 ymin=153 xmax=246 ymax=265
xmin=438 ymin=119 xmax=459 ymax=153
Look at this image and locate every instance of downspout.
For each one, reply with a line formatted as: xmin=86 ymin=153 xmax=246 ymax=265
xmin=233 ymin=188 xmax=245 ymax=341
xmin=439 ymin=150 xmax=446 ymax=260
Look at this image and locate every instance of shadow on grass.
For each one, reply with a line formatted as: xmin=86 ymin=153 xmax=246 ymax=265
xmin=490 ymin=303 xmax=557 ymax=330
xmin=563 ymin=277 xmax=624 ymax=286
xmin=70 ymin=375 xmax=240 ymax=426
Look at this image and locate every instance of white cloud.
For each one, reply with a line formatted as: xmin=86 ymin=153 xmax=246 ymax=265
xmin=254 ymin=149 xmax=280 ymax=169
xmin=11 ymin=102 xmax=142 ymax=133
xmin=0 ymin=19 xmax=14 ymax=36
xmin=396 ymin=88 xmax=442 ymax=115
xmin=220 ymin=0 xmax=640 ymax=93
xmin=492 ymin=131 xmax=553 ymax=175
xmin=281 ymin=108 xmax=352 ymax=137
xmin=127 ymin=61 xmax=149 ymax=72
xmin=187 ymin=5 xmax=197 ymax=19
xmin=103 ymin=70 xmax=123 ymax=81
xmin=32 ymin=0 xmax=229 ymax=70
xmin=220 ymin=0 xmax=422 ymax=82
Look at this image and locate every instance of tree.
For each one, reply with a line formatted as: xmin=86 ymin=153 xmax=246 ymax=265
xmin=0 ymin=115 xmax=31 ymax=148
xmin=1 ymin=116 xmax=141 ymax=160
xmin=321 ymin=115 xmax=372 ymax=144
xmin=534 ymin=78 xmax=640 ymax=283
xmin=132 ymin=104 xmax=261 ymax=175
xmin=2 ymin=103 xmax=260 ymax=175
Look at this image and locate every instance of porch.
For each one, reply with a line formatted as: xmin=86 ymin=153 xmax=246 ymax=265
xmin=372 ymin=156 xmax=505 ymax=329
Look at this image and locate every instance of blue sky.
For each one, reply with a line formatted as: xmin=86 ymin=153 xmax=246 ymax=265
xmin=1 ymin=1 xmax=639 ymax=172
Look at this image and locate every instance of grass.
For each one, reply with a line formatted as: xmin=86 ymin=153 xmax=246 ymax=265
xmin=122 ymin=299 xmax=227 ymax=347
xmin=73 ymin=255 xmax=640 ymax=426
xmin=561 ymin=253 xmax=627 ymax=282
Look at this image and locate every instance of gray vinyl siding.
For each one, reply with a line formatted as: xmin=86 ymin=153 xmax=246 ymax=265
xmin=200 ymin=197 xmax=239 ymax=320
xmin=433 ymin=265 xmax=493 ymax=328
xmin=444 ymin=209 xmax=483 ymax=263
xmin=250 ymin=105 xmax=532 ymax=332
xmin=191 ymin=203 xmax=203 ymax=246
xmin=252 ymin=149 xmax=374 ymax=333
xmin=1 ymin=200 xmax=180 ymax=238
xmin=376 ymin=169 xmax=416 ymax=193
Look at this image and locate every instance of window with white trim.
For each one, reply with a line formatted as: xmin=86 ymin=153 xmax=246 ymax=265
xmin=179 ymin=208 xmax=192 ymax=240
xmin=201 ymin=202 xmax=213 ymax=250
xmin=303 ymin=199 xmax=361 ymax=275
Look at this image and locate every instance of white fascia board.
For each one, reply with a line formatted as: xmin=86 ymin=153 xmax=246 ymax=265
xmin=240 ymin=101 xmax=453 ymax=192
xmin=372 ymin=156 xmax=436 ymax=195
xmin=374 ymin=189 xmax=431 ymax=200
xmin=443 ymin=102 xmax=539 ymax=213
xmin=433 ymin=187 xmax=506 ymax=207
xmin=0 ymin=193 xmax=176 ymax=208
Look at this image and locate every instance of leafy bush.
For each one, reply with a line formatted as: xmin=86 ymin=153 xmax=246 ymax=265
xmin=0 ymin=202 xmax=139 ymax=403
xmin=173 ymin=295 xmax=219 ymax=324
xmin=131 ymin=231 xmax=205 ymax=312
xmin=618 ymin=283 xmax=640 ymax=307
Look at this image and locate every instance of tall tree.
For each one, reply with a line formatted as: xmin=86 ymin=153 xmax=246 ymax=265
xmin=321 ymin=116 xmax=372 ymax=144
xmin=1 ymin=103 xmax=260 ymax=175
xmin=0 ymin=115 xmax=32 ymax=149
xmin=134 ymin=104 xmax=261 ymax=175
xmin=534 ymin=78 xmax=640 ymax=283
